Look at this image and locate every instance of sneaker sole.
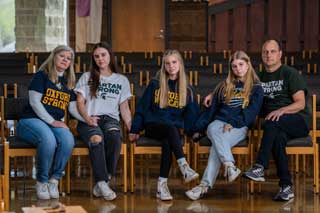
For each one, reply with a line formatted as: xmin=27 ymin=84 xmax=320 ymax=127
xmin=185 ymin=173 xmax=199 ymax=183
xmin=242 ymin=173 xmax=265 ymax=182
xmin=103 ymin=194 xmax=117 ymax=201
xmin=273 ymin=194 xmax=294 ymax=201
xmin=156 ymin=193 xmax=173 ymax=201
xmin=185 ymin=191 xmax=200 ymax=201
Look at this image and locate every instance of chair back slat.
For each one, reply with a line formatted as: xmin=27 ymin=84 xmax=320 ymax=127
xmin=3 ymin=97 xmax=29 ymax=121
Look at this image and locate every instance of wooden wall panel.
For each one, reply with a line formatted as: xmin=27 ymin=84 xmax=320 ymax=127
xmin=112 ymin=0 xmax=164 ymax=51
xmin=248 ymin=0 xmax=265 ymax=52
xmin=232 ymin=5 xmax=247 ymax=51
xmin=304 ymin=0 xmax=319 ymax=49
xmin=267 ymin=0 xmax=283 ymax=39
xmin=168 ymin=2 xmax=207 ymax=51
xmin=214 ymin=12 xmax=229 ymax=51
xmin=286 ymin=0 xmax=300 ymax=51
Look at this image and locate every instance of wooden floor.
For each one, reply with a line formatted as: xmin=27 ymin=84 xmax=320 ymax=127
xmin=6 ymin=158 xmax=320 ymax=212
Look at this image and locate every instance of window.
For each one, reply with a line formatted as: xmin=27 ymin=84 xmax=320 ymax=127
xmin=0 ymin=0 xmax=15 ymax=52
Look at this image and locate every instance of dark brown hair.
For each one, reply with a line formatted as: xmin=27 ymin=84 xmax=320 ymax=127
xmin=89 ymin=42 xmax=118 ymax=98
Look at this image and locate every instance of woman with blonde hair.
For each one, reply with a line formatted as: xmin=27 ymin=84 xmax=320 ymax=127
xmin=129 ymin=49 xmax=200 ymax=201
xmin=17 ymin=45 xmax=78 ymax=200
xmin=186 ymin=50 xmax=264 ymax=200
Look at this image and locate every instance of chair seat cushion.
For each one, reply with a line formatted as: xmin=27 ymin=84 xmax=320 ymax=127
xmin=286 ymin=136 xmax=313 ymax=147
xmin=8 ymin=136 xmax=36 ymax=149
xmin=199 ymin=136 xmax=248 ymax=147
xmin=136 ymin=135 xmax=184 ymax=147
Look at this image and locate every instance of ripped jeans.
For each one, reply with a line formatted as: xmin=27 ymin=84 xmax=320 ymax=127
xmin=77 ymin=115 xmax=122 ymax=183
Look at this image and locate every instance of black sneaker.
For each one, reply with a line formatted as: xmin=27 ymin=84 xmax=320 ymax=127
xmin=242 ymin=164 xmax=265 ymax=182
xmin=273 ymin=185 xmax=294 ymax=201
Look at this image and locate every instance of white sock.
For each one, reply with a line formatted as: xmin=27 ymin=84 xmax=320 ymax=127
xmin=177 ymin=157 xmax=187 ymax=167
xmin=224 ymin=162 xmax=235 ymax=168
xmin=158 ymin=177 xmax=168 ymax=184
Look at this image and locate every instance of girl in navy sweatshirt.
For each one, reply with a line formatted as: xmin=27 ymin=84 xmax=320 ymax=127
xmin=129 ymin=49 xmax=200 ymax=201
xmin=185 ymin=50 xmax=263 ymax=201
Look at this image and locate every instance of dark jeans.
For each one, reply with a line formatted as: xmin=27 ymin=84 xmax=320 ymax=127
xmin=256 ymin=114 xmax=309 ymax=186
xmin=77 ymin=115 xmax=122 ymax=183
xmin=145 ymin=123 xmax=185 ymax=178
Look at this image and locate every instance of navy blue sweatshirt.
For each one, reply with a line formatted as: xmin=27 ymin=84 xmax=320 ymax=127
xmin=194 ymin=81 xmax=264 ymax=132
xmin=130 ymin=79 xmax=200 ymax=135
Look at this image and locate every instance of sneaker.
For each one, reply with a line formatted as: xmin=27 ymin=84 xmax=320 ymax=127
xmin=157 ymin=181 xmax=173 ymax=201
xmin=36 ymin=182 xmax=50 ymax=200
xmin=48 ymin=178 xmax=59 ymax=199
xmin=273 ymin=185 xmax=294 ymax=201
xmin=180 ymin=164 xmax=199 ymax=183
xmin=93 ymin=181 xmax=117 ymax=201
xmin=185 ymin=183 xmax=209 ymax=201
xmin=242 ymin=164 xmax=265 ymax=182
xmin=226 ymin=166 xmax=241 ymax=182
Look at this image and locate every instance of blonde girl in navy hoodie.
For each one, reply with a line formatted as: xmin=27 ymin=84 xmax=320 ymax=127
xmin=129 ymin=49 xmax=200 ymax=201
xmin=185 ymin=50 xmax=263 ymax=200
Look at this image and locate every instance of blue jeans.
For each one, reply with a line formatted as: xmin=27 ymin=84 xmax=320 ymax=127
xmin=17 ymin=118 xmax=74 ymax=183
xmin=201 ymin=120 xmax=247 ymax=187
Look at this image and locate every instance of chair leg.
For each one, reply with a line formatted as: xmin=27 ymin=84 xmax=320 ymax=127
xmin=66 ymin=160 xmax=71 ymax=194
xmin=193 ymin=144 xmax=198 ymax=171
xmin=130 ymin=143 xmax=134 ymax=193
xmin=302 ymin=155 xmax=306 ymax=173
xmin=295 ymin=154 xmax=299 ymax=173
xmin=4 ymin=142 xmax=9 ymax=211
xmin=123 ymin=144 xmax=127 ymax=193
xmin=314 ymin=145 xmax=319 ymax=193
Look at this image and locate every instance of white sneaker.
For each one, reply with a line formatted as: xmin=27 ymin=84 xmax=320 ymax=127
xmin=36 ymin=182 xmax=50 ymax=200
xmin=226 ymin=166 xmax=241 ymax=182
xmin=180 ymin=164 xmax=199 ymax=183
xmin=93 ymin=181 xmax=117 ymax=201
xmin=185 ymin=183 xmax=209 ymax=201
xmin=157 ymin=181 xmax=173 ymax=201
xmin=48 ymin=178 xmax=59 ymax=199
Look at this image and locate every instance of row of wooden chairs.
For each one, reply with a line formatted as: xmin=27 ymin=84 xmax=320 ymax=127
xmin=0 ymin=90 xmax=318 ymax=211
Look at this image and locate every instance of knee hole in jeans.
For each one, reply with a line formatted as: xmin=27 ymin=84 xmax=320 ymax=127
xmin=89 ymin=135 xmax=102 ymax=144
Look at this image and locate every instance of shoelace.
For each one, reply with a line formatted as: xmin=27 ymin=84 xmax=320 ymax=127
xmin=40 ymin=183 xmax=48 ymax=192
xmin=281 ymin=186 xmax=292 ymax=194
xmin=192 ymin=184 xmax=208 ymax=194
xmin=253 ymin=167 xmax=263 ymax=176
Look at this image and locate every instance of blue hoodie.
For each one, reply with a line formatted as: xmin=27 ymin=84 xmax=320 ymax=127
xmin=194 ymin=81 xmax=263 ymax=132
xmin=130 ymin=79 xmax=200 ymax=135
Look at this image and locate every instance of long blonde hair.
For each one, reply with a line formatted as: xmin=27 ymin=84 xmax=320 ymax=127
xmin=38 ymin=45 xmax=76 ymax=89
xmin=159 ymin=49 xmax=188 ymax=108
xmin=217 ymin=50 xmax=260 ymax=104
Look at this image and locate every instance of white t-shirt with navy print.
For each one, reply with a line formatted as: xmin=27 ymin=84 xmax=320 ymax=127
xmin=75 ymin=72 xmax=132 ymax=121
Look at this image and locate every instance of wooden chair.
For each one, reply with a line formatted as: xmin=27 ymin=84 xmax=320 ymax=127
xmin=1 ymin=96 xmax=65 ymax=211
xmin=255 ymin=94 xmax=319 ymax=193
xmin=0 ymin=175 xmax=3 ymax=212
xmin=129 ymin=95 xmax=191 ymax=192
xmin=0 ymin=144 xmax=4 ymax=211
xmin=2 ymin=96 xmax=37 ymax=211
xmin=64 ymin=118 xmax=128 ymax=194
xmin=285 ymin=94 xmax=318 ymax=193
xmin=192 ymin=128 xmax=255 ymax=193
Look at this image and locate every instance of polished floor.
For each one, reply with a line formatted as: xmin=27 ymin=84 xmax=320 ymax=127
xmin=6 ymin=156 xmax=320 ymax=212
